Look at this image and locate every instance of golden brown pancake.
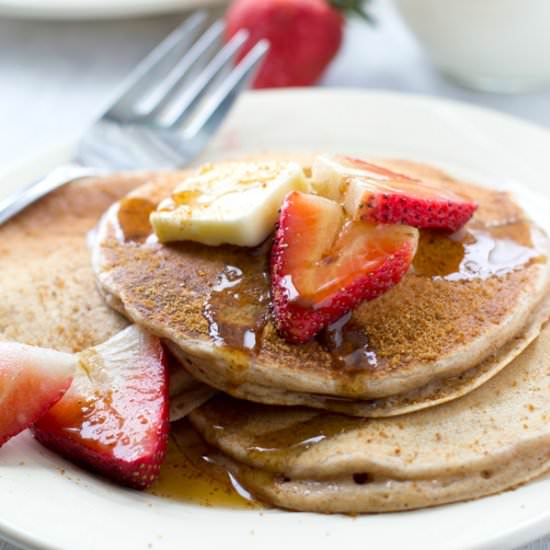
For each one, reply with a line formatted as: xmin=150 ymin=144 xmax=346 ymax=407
xmin=91 ymin=159 xmax=550 ymax=415
xmin=0 ymin=175 xmax=134 ymax=350
xmin=188 ymin=320 xmax=550 ymax=513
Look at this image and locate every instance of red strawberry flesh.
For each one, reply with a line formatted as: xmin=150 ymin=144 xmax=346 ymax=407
xmin=0 ymin=343 xmax=74 ymax=447
xmin=317 ymin=155 xmax=478 ymax=231
xmin=271 ymin=191 xmax=418 ymax=343
xmin=33 ymin=326 xmax=169 ymax=490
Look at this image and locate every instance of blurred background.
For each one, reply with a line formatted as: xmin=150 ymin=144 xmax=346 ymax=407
xmin=0 ymin=0 xmax=549 ymax=168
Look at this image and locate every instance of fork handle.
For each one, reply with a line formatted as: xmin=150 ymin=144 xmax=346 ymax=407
xmin=0 ymin=163 xmax=99 ymax=226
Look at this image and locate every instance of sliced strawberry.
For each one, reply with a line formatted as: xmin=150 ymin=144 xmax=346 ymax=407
xmin=0 ymin=343 xmax=75 ymax=447
xmin=313 ymin=155 xmax=478 ymax=231
xmin=33 ymin=326 xmax=169 ymax=490
xmin=271 ymin=191 xmax=418 ymax=344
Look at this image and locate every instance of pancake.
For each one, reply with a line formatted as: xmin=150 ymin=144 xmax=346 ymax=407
xmin=0 ymin=174 xmax=212 ymax=420
xmin=167 ymin=291 xmax=550 ymax=417
xmin=92 ymin=159 xmax=550 ymax=415
xmin=0 ymin=174 xmax=134 ymax=350
xmin=188 ymin=320 xmax=550 ymax=513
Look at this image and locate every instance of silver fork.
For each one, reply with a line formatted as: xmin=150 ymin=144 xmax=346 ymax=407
xmin=0 ymin=11 xmax=268 ymax=226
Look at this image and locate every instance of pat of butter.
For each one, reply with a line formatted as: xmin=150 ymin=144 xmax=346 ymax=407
xmin=150 ymin=161 xmax=309 ymax=247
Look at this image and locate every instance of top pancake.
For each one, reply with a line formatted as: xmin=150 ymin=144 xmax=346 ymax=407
xmin=92 ymin=159 xmax=550 ymax=405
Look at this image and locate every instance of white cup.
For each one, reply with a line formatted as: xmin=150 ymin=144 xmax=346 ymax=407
xmin=393 ymin=0 xmax=550 ymax=93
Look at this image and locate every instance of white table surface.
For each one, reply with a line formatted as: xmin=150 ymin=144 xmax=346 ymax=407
xmin=0 ymin=0 xmax=549 ymax=548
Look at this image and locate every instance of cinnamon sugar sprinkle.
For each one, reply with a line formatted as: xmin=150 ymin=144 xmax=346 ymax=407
xmin=98 ymin=165 xmax=548 ymax=380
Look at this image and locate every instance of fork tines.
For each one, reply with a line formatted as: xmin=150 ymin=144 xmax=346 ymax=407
xmin=105 ymin=12 xmax=269 ymax=138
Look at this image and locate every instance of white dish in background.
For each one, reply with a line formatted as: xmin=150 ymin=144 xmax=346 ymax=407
xmin=393 ymin=0 xmax=550 ymax=92
xmin=0 ymin=0 xmax=225 ymax=19
xmin=2 ymin=89 xmax=550 ymax=550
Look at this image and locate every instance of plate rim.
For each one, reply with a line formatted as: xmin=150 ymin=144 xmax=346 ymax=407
xmin=3 ymin=87 xmax=550 ymax=181
xmin=2 ymin=88 xmax=550 ymax=550
xmin=0 ymin=0 xmax=225 ymax=20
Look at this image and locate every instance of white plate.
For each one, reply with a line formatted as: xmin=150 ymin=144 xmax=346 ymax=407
xmin=0 ymin=0 xmax=225 ymax=19
xmin=2 ymin=89 xmax=550 ymax=550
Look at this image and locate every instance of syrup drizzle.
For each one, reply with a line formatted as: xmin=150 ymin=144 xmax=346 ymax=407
xmin=200 ymin=396 xmax=362 ymax=464
xmin=203 ymin=244 xmax=271 ymax=353
xmin=246 ymin=414 xmax=360 ymax=459
xmin=317 ymin=312 xmax=378 ymax=371
xmin=116 ymin=197 xmax=156 ymax=243
xmin=149 ymin=419 xmax=260 ymax=509
xmin=413 ymin=223 xmax=543 ymax=280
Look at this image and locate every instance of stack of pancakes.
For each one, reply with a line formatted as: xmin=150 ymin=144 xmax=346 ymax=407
xmin=4 ymin=157 xmax=550 ymax=513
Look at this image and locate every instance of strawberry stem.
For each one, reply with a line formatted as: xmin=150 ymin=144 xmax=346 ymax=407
xmin=329 ymin=0 xmax=375 ymax=23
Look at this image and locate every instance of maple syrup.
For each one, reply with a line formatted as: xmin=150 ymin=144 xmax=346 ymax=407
xmin=413 ymin=222 xmax=543 ymax=280
xmin=116 ymin=197 xmax=156 ymax=242
xmin=202 ymin=242 xmax=272 ymax=353
xmin=149 ymin=419 xmax=260 ymax=509
xmin=318 ymin=312 xmax=378 ymax=371
xmin=246 ymin=413 xmax=363 ymax=462
xmin=196 ymin=395 xmax=363 ymax=467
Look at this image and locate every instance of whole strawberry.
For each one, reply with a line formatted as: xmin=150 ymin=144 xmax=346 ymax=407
xmin=225 ymin=0 xmax=369 ymax=88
